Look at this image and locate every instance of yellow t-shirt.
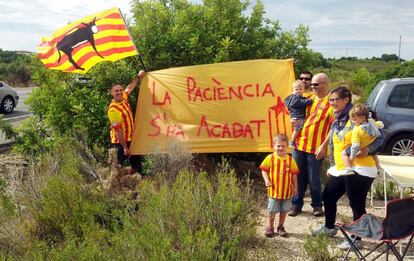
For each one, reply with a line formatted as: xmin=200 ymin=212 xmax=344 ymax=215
xmin=107 ymin=92 xmax=134 ymax=144
xmin=350 ymin=120 xmax=383 ymax=157
xmin=260 ymin=153 xmax=299 ymax=199
xmin=333 ymin=121 xmax=376 ymax=171
xmin=304 ymin=90 xmax=314 ymax=99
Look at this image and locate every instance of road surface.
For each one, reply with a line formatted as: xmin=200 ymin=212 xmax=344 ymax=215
xmin=0 ymin=87 xmax=35 ymax=145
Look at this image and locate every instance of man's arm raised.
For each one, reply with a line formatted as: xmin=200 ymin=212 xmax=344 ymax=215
xmin=125 ymin=70 xmax=146 ymax=96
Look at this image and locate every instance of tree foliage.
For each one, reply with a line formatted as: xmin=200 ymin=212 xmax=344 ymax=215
xmin=363 ymin=60 xmax=414 ymax=99
xmin=352 ymin=68 xmax=374 ymax=91
xmin=24 ymin=56 xmax=144 ymax=152
xmin=131 ymin=0 xmax=322 ymax=73
xmin=0 ymin=49 xmax=32 ymax=86
xmin=381 ymin=53 xmax=400 ymax=62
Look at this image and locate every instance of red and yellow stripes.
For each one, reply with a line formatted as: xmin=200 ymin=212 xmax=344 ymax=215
xmin=296 ymin=95 xmax=333 ymax=154
xmin=260 ymin=153 xmax=299 ymax=199
xmin=36 ymin=8 xmax=137 ymax=74
xmin=108 ymin=93 xmax=134 ymax=144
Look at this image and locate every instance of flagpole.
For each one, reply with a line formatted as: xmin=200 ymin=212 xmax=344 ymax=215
xmin=119 ymin=8 xmax=147 ymax=71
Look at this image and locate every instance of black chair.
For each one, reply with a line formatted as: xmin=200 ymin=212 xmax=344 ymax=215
xmin=336 ymin=197 xmax=414 ymax=260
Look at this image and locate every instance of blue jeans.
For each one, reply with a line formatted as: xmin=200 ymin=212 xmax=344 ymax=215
xmin=291 ymin=149 xmax=323 ymax=209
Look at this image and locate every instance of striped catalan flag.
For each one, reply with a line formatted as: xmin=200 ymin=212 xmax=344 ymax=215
xmin=36 ymin=8 xmax=138 ymax=74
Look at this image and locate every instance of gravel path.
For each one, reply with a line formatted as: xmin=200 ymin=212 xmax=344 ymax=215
xmin=253 ymin=194 xmax=414 ymax=260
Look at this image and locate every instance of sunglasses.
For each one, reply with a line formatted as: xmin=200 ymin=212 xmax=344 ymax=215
xmin=299 ymin=77 xmax=311 ymax=81
xmin=311 ymin=81 xmax=326 ymax=87
xmin=328 ymin=97 xmax=344 ymax=103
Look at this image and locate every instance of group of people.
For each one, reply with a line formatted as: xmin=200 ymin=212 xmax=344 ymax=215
xmin=260 ymin=71 xmax=384 ymax=250
xmin=106 ymin=68 xmax=384 ymax=250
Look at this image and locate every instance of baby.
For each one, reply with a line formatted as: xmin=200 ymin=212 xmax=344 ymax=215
xmin=342 ymin=104 xmax=383 ymax=175
xmin=284 ymin=80 xmax=314 ymax=148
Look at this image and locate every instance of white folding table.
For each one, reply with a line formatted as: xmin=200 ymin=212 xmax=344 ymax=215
xmin=378 ymin=155 xmax=414 ymax=209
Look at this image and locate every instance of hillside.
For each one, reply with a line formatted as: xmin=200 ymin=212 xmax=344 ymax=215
xmin=0 ymin=49 xmax=32 ymax=86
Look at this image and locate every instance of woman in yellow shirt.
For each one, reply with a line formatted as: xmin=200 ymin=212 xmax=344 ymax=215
xmin=312 ymin=86 xmax=382 ymax=250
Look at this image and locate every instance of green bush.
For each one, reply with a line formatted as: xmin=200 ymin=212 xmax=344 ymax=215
xmin=142 ymin=139 xmax=193 ymax=180
xmin=372 ymin=179 xmax=413 ymax=200
xmin=304 ymin=234 xmax=341 ymax=261
xmin=0 ymin=49 xmax=32 ymax=86
xmin=0 ymin=137 xmax=258 ymax=260
xmin=21 ymin=171 xmax=257 ymax=260
xmin=352 ymin=68 xmax=375 ymax=96
xmin=107 ymin=168 xmax=258 ymax=260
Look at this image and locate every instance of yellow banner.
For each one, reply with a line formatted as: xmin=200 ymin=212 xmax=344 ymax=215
xmin=131 ymin=59 xmax=295 ymax=154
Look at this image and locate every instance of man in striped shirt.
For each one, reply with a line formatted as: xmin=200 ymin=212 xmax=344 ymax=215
xmin=288 ymin=73 xmax=334 ymax=217
xmin=108 ymin=70 xmax=146 ymax=174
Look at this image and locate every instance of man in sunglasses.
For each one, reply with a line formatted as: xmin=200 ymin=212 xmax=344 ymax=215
xmin=299 ymin=70 xmax=313 ymax=98
xmin=289 ymin=73 xmax=334 ymax=217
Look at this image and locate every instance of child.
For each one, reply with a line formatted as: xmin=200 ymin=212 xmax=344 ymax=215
xmin=341 ymin=104 xmax=384 ymax=175
xmin=260 ymin=134 xmax=298 ymax=237
xmin=284 ymin=80 xmax=314 ymax=148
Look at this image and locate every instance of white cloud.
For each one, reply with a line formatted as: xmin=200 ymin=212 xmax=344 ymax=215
xmin=0 ymin=0 xmax=133 ymax=50
xmin=0 ymin=0 xmax=413 ymax=59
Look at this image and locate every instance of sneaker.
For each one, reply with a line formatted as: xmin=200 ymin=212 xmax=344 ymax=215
xmin=342 ymin=167 xmax=355 ymax=176
xmin=277 ymin=225 xmax=288 ymax=237
xmin=337 ymin=239 xmax=363 ymax=250
xmin=288 ymin=206 xmax=302 ymax=217
xmin=289 ymin=141 xmax=296 ymax=149
xmin=313 ymin=206 xmax=324 ymax=217
xmin=264 ymin=227 xmax=274 ymax=238
xmin=311 ymin=225 xmax=338 ymax=237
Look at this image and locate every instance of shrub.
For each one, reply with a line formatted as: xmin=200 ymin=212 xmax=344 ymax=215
xmin=304 ymin=234 xmax=342 ymax=261
xmin=106 ymin=168 xmax=258 ymax=260
xmin=142 ymin=140 xmax=193 ymax=181
xmin=372 ymin=179 xmax=413 ymax=200
xmin=352 ymin=68 xmax=375 ymax=96
xmin=0 ymin=137 xmax=258 ymax=260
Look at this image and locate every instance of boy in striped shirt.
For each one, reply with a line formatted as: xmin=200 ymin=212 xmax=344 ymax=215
xmin=260 ymin=134 xmax=299 ymax=237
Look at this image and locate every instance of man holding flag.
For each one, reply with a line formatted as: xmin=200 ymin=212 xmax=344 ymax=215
xmin=108 ymin=70 xmax=146 ymax=174
xmin=36 ymin=7 xmax=148 ymax=173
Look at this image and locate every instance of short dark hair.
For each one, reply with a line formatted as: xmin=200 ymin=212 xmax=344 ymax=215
xmin=299 ymin=70 xmax=313 ymax=79
xmin=330 ymin=85 xmax=352 ymax=101
xmin=110 ymin=83 xmax=122 ymax=90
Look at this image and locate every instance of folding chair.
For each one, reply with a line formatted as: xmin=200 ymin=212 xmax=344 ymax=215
xmin=336 ymin=197 xmax=414 ymax=261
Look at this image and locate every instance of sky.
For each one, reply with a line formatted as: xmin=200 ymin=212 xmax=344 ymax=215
xmin=0 ymin=0 xmax=413 ymax=60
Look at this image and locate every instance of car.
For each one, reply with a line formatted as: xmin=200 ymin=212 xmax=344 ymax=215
xmin=366 ymin=78 xmax=414 ymax=156
xmin=0 ymin=81 xmax=19 ymax=113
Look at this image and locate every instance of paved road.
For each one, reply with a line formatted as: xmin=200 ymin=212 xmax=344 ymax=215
xmin=0 ymin=87 xmax=35 ymax=145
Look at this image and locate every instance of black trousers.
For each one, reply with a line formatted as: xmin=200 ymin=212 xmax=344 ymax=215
xmin=322 ymin=173 xmax=374 ymax=230
xmin=113 ymin=141 xmax=143 ymax=173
